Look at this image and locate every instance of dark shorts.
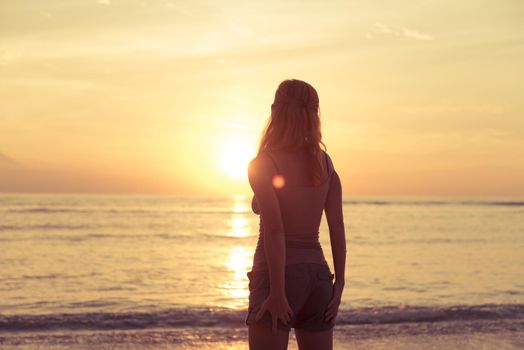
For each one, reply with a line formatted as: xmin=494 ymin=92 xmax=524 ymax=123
xmin=245 ymin=263 xmax=335 ymax=332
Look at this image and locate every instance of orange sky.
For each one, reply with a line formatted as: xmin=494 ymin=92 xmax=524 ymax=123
xmin=1 ymin=0 xmax=523 ymax=196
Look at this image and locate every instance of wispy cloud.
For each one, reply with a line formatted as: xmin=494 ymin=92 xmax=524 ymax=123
xmin=397 ymin=103 xmax=505 ymax=116
xmin=374 ymin=22 xmax=394 ymax=34
xmin=370 ymin=22 xmax=433 ymax=41
xmin=401 ymin=27 xmax=433 ymax=41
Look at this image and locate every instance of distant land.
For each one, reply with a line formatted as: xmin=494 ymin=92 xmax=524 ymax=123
xmin=0 ymin=151 xmax=156 ymax=194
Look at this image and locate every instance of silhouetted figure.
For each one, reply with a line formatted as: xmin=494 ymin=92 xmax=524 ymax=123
xmin=246 ymin=79 xmax=347 ymax=350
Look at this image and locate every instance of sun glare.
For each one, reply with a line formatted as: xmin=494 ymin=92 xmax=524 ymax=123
xmin=218 ymin=138 xmax=255 ymax=179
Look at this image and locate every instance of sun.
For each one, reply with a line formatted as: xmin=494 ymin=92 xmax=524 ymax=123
xmin=217 ymin=137 xmax=256 ymax=179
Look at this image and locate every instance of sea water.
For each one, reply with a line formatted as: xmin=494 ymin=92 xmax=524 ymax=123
xmin=0 ymin=193 xmax=523 ymax=341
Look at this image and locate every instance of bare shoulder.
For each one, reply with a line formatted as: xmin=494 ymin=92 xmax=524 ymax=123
xmin=248 ymin=152 xmax=276 ymax=176
xmin=323 ymin=150 xmax=333 ymax=163
xmin=322 ymin=150 xmax=336 ymax=176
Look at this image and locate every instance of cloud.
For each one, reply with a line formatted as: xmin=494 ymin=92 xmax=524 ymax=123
xmin=401 ymin=27 xmax=433 ymax=41
xmin=374 ymin=22 xmax=394 ymax=34
xmin=371 ymin=22 xmax=433 ymax=41
xmin=397 ymin=103 xmax=504 ymax=116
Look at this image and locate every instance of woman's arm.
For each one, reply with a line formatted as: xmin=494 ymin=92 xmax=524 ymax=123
xmin=247 ymin=155 xmax=286 ymax=294
xmin=325 ymin=170 xmax=346 ymax=284
xmin=324 ymin=169 xmax=347 ymax=322
xmin=247 ymin=155 xmax=293 ymax=333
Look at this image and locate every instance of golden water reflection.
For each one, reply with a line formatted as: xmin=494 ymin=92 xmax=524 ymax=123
xmin=229 ymin=195 xmax=251 ymax=238
xmin=232 ymin=195 xmax=249 ymax=214
xmin=230 ymin=216 xmax=249 ymax=237
xmin=220 ymin=245 xmax=251 ymax=309
xmin=219 ymin=196 xmax=252 ymax=308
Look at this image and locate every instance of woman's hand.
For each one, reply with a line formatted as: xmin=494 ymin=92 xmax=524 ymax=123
xmin=324 ymin=281 xmax=344 ymax=323
xmin=255 ymin=293 xmax=293 ymax=334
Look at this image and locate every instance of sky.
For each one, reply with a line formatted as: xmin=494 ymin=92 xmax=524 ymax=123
xmin=1 ymin=0 xmax=523 ymax=196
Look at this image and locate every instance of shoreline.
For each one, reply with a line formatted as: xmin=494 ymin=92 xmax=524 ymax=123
xmin=1 ymin=319 xmax=523 ymax=350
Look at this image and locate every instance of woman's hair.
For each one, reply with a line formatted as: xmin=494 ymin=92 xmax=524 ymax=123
xmin=257 ymin=79 xmax=327 ymax=186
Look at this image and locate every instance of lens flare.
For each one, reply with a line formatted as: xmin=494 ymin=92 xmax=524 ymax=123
xmin=272 ymin=175 xmax=285 ymax=189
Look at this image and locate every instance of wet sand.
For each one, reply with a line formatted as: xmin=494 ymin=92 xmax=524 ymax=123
xmin=1 ymin=319 xmax=523 ymax=349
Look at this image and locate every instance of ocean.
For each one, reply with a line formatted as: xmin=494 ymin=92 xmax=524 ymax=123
xmin=1 ymin=193 xmax=523 ymax=349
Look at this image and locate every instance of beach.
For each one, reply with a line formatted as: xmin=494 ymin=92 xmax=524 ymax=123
xmin=1 ymin=320 xmax=523 ymax=349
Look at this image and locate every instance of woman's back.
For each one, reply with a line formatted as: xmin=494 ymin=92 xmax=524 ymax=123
xmin=250 ymin=149 xmax=335 ymax=271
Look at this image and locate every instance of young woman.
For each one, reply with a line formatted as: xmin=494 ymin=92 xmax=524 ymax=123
xmin=245 ymin=79 xmax=347 ymax=350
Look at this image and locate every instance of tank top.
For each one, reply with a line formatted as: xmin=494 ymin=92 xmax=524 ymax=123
xmin=250 ymin=150 xmax=334 ymax=272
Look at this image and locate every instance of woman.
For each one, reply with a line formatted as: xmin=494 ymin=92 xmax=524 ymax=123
xmin=245 ymin=79 xmax=347 ymax=350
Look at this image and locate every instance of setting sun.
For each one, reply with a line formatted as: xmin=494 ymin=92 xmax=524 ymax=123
xmin=217 ymin=137 xmax=256 ymax=179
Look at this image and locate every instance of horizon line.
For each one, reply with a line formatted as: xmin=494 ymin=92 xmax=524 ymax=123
xmin=1 ymin=191 xmax=524 ymax=199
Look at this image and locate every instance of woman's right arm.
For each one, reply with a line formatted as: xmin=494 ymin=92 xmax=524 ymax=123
xmin=247 ymin=155 xmax=293 ymax=334
xmin=324 ymin=169 xmax=347 ymax=322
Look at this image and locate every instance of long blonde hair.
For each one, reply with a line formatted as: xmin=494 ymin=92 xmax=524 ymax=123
xmin=258 ymin=79 xmax=327 ymax=186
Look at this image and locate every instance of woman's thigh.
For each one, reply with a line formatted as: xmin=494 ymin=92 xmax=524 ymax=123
xmin=295 ymin=328 xmax=333 ymax=350
xmin=248 ymin=323 xmax=290 ymax=350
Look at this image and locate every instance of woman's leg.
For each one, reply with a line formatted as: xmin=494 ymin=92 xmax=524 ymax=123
xmin=248 ymin=323 xmax=290 ymax=350
xmin=295 ymin=328 xmax=333 ymax=350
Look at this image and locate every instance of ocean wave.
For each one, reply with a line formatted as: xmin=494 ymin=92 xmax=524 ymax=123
xmin=4 ymin=201 xmax=523 ymax=215
xmin=337 ymin=304 xmax=524 ymax=324
xmin=0 ymin=231 xmax=252 ymax=242
xmin=0 ymin=303 xmax=522 ymax=332
xmin=4 ymin=207 xmax=87 ymax=213
xmin=0 ymin=224 xmax=101 ymax=231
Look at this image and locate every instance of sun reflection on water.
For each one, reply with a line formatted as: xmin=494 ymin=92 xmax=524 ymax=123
xmin=229 ymin=195 xmax=251 ymax=238
xmin=220 ymin=245 xmax=251 ymax=308
xmin=230 ymin=216 xmax=249 ymax=237
xmin=218 ymin=196 xmax=252 ymax=309
xmin=232 ymin=195 xmax=249 ymax=214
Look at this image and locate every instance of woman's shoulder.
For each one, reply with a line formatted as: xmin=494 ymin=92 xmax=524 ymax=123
xmin=323 ymin=150 xmax=335 ymax=172
xmin=248 ymin=152 xmax=279 ymax=175
xmin=249 ymin=151 xmax=273 ymax=165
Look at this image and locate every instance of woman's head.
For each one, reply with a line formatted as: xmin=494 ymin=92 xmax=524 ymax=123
xmin=258 ymin=79 xmax=327 ymax=185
